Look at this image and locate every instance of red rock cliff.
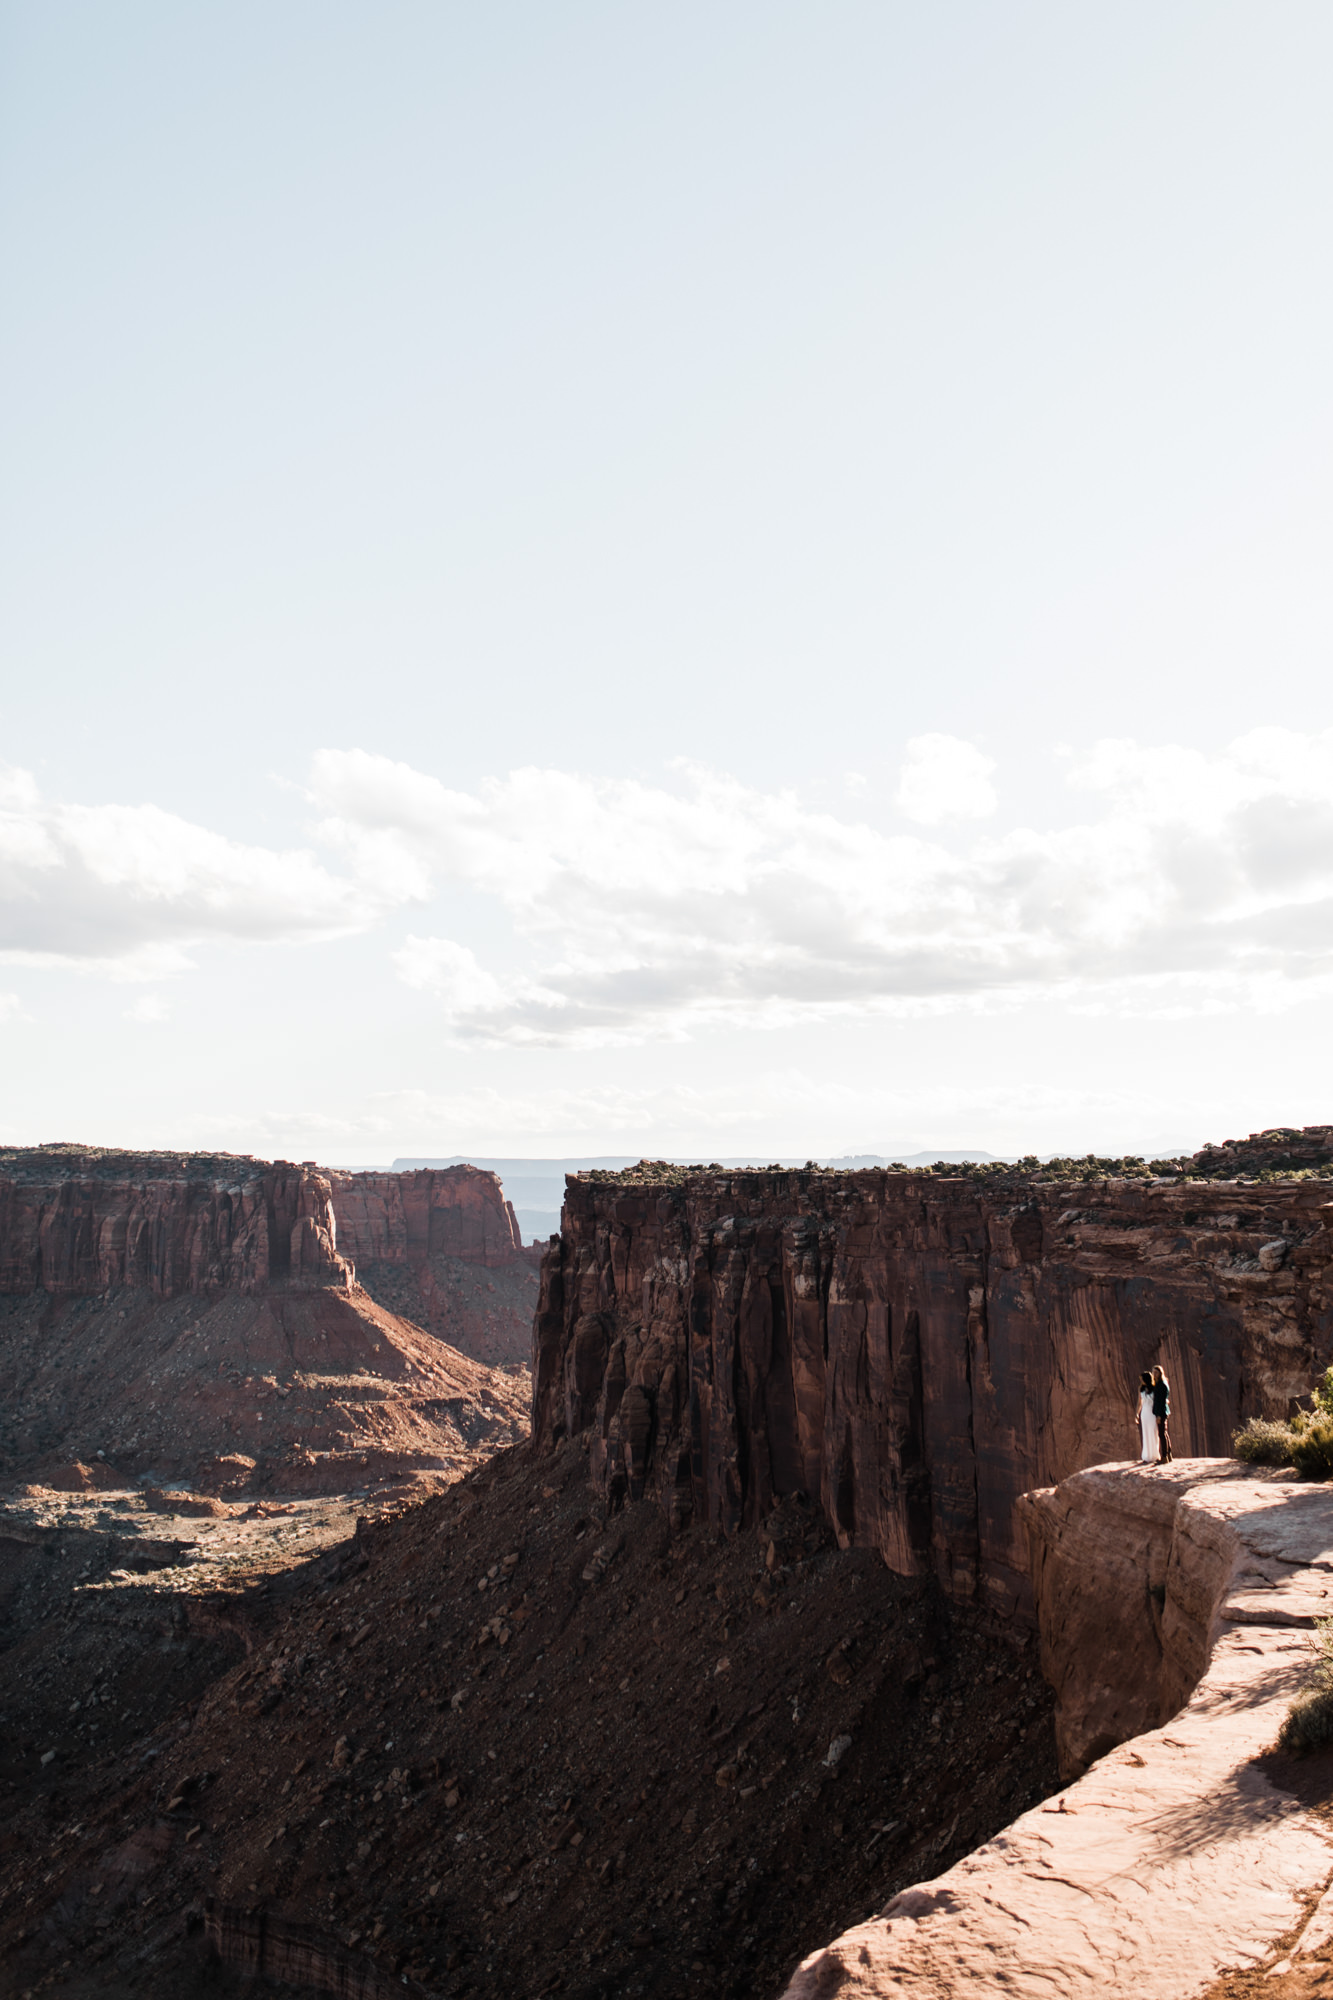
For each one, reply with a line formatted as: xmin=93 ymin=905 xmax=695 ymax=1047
xmin=0 ymin=1147 xmax=350 ymax=1297
xmin=532 ymin=1166 xmax=1333 ymax=1618
xmin=0 ymin=1146 xmax=531 ymax=1491
xmin=328 ymin=1166 xmax=523 ymax=1269
xmin=328 ymin=1166 xmax=538 ymax=1366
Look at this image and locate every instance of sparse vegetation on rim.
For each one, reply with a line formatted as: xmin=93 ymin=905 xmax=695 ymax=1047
xmin=1277 ymin=1616 xmax=1333 ymax=1754
xmin=1233 ymin=1370 xmax=1333 ymax=1480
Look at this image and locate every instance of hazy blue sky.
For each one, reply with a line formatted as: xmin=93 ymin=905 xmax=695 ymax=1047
xmin=3 ymin=2 xmax=1332 ymax=1161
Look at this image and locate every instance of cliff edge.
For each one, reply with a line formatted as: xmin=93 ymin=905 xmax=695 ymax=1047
xmin=782 ymin=1462 xmax=1333 ymax=2000
xmin=534 ymin=1166 xmax=1333 ymax=1617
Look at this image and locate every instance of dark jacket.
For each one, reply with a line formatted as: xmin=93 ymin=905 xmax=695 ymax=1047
xmin=1151 ymin=1380 xmax=1170 ymax=1419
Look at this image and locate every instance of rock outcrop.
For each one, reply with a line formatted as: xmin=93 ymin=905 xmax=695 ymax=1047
xmin=329 ymin=1167 xmax=540 ymax=1366
xmin=0 ymin=1146 xmax=350 ymax=1298
xmin=328 ymin=1166 xmax=524 ymax=1269
xmin=1019 ymin=1459 xmax=1333 ymax=1775
xmin=1189 ymin=1124 xmax=1333 ymax=1179
xmin=0 ymin=1148 xmax=530 ymax=1494
xmin=533 ymin=1165 xmax=1333 ymax=1616
xmin=782 ymin=1462 xmax=1333 ymax=2000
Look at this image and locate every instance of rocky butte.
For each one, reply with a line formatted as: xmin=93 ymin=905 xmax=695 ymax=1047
xmin=328 ymin=1164 xmax=541 ymax=1366
xmin=533 ymin=1145 xmax=1333 ymax=1617
xmin=0 ymin=1145 xmax=536 ymax=1493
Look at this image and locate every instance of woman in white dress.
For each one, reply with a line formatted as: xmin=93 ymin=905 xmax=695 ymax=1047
xmin=1138 ymin=1370 xmax=1160 ymax=1463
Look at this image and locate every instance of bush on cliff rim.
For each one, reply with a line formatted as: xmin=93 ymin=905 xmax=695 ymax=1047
xmin=1233 ymin=1417 xmax=1297 ymax=1467
xmin=1290 ymin=1414 xmax=1333 ymax=1480
xmin=1278 ymin=1617 xmax=1333 ymax=1754
xmin=1233 ymin=1370 xmax=1333 ymax=1478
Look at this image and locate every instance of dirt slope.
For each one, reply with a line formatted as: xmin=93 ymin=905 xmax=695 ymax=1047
xmin=0 ymin=1439 xmax=1058 ymax=2000
xmin=0 ymin=1282 xmax=528 ymax=1497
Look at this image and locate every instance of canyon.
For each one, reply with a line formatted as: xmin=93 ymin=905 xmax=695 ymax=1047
xmin=5 ymin=1135 xmax=1333 ymax=1998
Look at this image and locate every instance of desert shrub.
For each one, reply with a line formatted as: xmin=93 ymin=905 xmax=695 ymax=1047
xmin=1232 ymin=1418 xmax=1296 ymax=1467
xmin=1232 ymin=1370 xmax=1333 ymax=1476
xmin=1290 ymin=1414 xmax=1333 ymax=1481
xmin=1279 ymin=1618 xmax=1333 ymax=1754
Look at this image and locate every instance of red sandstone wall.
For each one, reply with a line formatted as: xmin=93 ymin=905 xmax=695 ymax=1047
xmin=0 ymin=1148 xmax=535 ymax=1375
xmin=0 ymin=1148 xmax=533 ymax=1488
xmin=328 ymin=1167 xmax=523 ymax=1271
xmin=0 ymin=1153 xmax=526 ymax=1304
xmin=0 ymin=1151 xmax=349 ymax=1297
xmin=532 ymin=1169 xmax=1333 ymax=1619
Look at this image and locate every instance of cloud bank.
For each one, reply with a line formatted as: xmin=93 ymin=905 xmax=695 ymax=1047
xmin=314 ymin=729 xmax=1333 ymax=1042
xmin=0 ymin=766 xmax=379 ymax=978
xmin=7 ymin=730 xmax=1333 ymax=1042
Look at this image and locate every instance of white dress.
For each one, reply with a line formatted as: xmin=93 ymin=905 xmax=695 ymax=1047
xmin=1139 ymin=1390 xmax=1160 ymax=1463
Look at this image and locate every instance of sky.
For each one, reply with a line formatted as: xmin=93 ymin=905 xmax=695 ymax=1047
xmin=2 ymin=1 xmax=1333 ymax=1164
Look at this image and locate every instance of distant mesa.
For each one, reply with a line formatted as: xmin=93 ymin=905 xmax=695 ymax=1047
xmin=0 ymin=1149 xmax=538 ymax=1498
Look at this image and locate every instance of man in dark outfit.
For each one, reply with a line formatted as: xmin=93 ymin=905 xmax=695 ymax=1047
xmin=1151 ymin=1366 xmax=1173 ymax=1461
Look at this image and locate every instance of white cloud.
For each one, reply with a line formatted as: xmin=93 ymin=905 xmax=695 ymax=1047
xmin=895 ymin=733 xmax=997 ymax=824
xmin=307 ymin=730 xmax=1333 ymax=1046
xmin=0 ymin=991 xmax=23 ymax=1026
xmin=123 ymin=992 xmax=170 ymax=1023
xmin=14 ymin=731 xmax=1333 ymax=1047
xmin=0 ymin=765 xmax=395 ymax=975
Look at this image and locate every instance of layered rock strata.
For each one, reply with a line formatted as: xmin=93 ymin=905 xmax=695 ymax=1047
xmin=0 ymin=1147 xmax=350 ymax=1297
xmin=782 ymin=1463 xmax=1333 ymax=2000
xmin=329 ymin=1166 xmax=540 ymax=1365
xmin=0 ymin=1148 xmax=529 ymax=1493
xmin=328 ymin=1166 xmax=524 ymax=1271
xmin=533 ymin=1167 xmax=1333 ymax=1615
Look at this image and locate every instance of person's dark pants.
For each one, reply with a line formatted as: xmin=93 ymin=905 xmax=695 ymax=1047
xmin=1157 ymin=1416 xmax=1173 ymax=1461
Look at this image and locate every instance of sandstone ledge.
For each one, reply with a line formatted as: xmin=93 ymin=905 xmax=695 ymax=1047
xmin=780 ymin=1463 xmax=1333 ymax=2000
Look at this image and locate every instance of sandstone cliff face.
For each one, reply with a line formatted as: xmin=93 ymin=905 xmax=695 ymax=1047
xmin=0 ymin=1147 xmax=350 ymax=1298
xmin=1018 ymin=1459 xmax=1328 ymax=1774
xmin=329 ymin=1166 xmax=539 ymax=1365
xmin=0 ymin=1146 xmax=539 ymax=1367
xmin=782 ymin=1464 xmax=1333 ymax=2000
xmin=328 ymin=1166 xmax=523 ymax=1271
xmin=0 ymin=1148 xmax=530 ymax=1493
xmin=533 ymin=1168 xmax=1333 ymax=1615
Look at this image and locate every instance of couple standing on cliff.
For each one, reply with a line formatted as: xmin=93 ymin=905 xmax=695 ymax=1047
xmin=1138 ymin=1368 xmax=1173 ymax=1463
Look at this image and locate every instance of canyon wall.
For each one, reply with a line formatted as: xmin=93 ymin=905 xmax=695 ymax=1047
xmin=0 ymin=1147 xmax=532 ymax=1492
xmin=329 ymin=1166 xmax=539 ymax=1365
xmin=783 ymin=1464 xmax=1333 ymax=2000
xmin=532 ymin=1165 xmax=1333 ymax=1617
xmin=0 ymin=1147 xmax=538 ymax=1366
xmin=328 ymin=1166 xmax=524 ymax=1271
xmin=0 ymin=1147 xmax=350 ymax=1298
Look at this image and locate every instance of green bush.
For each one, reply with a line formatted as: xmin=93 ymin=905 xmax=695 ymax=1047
xmin=1232 ymin=1370 xmax=1333 ymax=1476
xmin=1290 ymin=1414 xmax=1333 ymax=1480
xmin=1232 ymin=1418 xmax=1296 ymax=1467
xmin=1279 ymin=1618 xmax=1333 ymax=1754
